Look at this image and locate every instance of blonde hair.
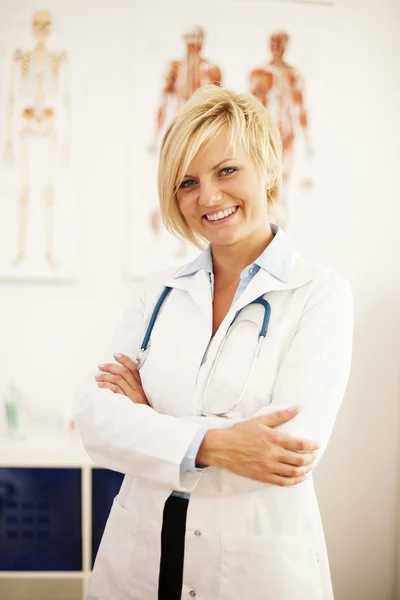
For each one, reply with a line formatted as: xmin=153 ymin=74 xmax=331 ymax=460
xmin=158 ymin=85 xmax=282 ymax=248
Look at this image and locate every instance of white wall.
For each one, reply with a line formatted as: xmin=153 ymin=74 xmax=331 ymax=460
xmin=393 ymin=7 xmax=400 ymax=596
xmin=0 ymin=0 xmax=399 ymax=599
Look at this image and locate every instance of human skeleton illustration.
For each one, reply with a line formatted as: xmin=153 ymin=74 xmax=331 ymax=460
xmin=3 ymin=10 xmax=70 ymax=267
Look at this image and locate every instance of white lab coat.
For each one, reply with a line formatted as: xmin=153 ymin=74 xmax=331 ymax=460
xmin=74 ymin=245 xmax=353 ymax=600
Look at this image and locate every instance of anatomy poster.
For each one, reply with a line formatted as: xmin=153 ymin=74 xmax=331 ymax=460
xmin=126 ymin=0 xmax=334 ymax=277
xmin=0 ymin=9 xmax=85 ymax=282
xmin=248 ymin=30 xmax=314 ymax=217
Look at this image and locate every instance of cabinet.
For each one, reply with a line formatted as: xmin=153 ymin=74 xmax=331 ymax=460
xmin=0 ymin=431 xmax=123 ymax=600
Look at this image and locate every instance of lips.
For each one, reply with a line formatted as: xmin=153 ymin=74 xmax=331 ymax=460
xmin=203 ymin=206 xmax=238 ymax=223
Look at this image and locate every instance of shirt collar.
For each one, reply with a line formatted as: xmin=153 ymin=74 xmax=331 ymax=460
xmin=174 ymin=223 xmax=292 ymax=284
xmin=175 ymin=244 xmax=213 ymax=278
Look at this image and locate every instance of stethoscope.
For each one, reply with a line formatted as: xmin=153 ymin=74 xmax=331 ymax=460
xmin=136 ymin=286 xmax=271 ymax=417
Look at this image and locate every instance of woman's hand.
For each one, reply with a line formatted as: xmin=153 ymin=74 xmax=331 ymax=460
xmin=197 ymin=407 xmax=319 ymax=486
xmin=95 ymin=353 xmax=150 ymax=405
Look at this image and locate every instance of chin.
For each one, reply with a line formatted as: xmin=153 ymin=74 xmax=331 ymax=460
xmin=210 ymin=232 xmax=241 ymax=247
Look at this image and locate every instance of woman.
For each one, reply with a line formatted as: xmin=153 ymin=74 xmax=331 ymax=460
xmin=75 ymin=86 xmax=353 ymax=600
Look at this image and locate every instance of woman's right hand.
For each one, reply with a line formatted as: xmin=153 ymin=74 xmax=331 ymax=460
xmin=197 ymin=407 xmax=320 ymax=486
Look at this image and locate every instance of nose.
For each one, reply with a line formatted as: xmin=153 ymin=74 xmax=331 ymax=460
xmin=199 ymin=181 xmax=223 ymax=208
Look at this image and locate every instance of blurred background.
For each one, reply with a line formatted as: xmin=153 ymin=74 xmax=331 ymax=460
xmin=0 ymin=0 xmax=399 ymax=598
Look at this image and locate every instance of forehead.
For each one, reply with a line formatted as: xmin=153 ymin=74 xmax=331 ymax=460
xmin=271 ymin=34 xmax=287 ymax=44
xmin=186 ymin=129 xmax=248 ymax=171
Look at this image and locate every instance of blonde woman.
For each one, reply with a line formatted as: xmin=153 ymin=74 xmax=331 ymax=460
xmin=75 ymin=86 xmax=353 ymax=600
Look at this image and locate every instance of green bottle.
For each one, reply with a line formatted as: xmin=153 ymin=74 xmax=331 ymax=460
xmin=4 ymin=383 xmax=23 ymax=436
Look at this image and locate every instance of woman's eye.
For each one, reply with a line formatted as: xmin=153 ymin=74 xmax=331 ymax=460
xmin=179 ymin=179 xmax=196 ymax=189
xmin=219 ymin=167 xmax=237 ymax=176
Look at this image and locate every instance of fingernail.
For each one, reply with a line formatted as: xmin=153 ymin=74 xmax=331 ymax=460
xmin=95 ymin=375 xmax=101 ymax=381
xmin=98 ymin=364 xmax=105 ymax=369
xmin=287 ymin=405 xmax=298 ymax=411
xmin=114 ymin=353 xmax=122 ymax=359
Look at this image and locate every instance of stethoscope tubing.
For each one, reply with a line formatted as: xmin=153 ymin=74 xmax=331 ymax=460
xmin=136 ymin=286 xmax=271 ymax=417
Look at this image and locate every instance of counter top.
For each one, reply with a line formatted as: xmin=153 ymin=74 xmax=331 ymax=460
xmin=0 ymin=429 xmax=92 ymax=467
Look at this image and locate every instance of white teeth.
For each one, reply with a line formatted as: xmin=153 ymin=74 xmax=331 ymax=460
xmin=206 ymin=207 xmax=237 ymax=221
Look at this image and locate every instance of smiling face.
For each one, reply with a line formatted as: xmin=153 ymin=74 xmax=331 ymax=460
xmin=176 ymin=129 xmax=271 ymax=250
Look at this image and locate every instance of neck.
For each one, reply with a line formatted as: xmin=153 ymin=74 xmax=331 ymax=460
xmin=186 ymin=46 xmax=201 ymax=57
xmin=270 ymin=57 xmax=285 ymax=67
xmin=211 ymin=226 xmax=274 ymax=284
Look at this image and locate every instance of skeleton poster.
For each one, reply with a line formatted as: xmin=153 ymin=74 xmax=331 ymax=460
xmin=125 ymin=0 xmax=334 ymax=276
xmin=0 ymin=10 xmax=81 ymax=281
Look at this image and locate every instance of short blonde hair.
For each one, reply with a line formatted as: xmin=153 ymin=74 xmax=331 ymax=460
xmin=158 ymin=85 xmax=282 ymax=248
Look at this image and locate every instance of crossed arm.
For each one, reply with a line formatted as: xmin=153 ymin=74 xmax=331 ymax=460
xmin=95 ymin=352 xmax=319 ymax=487
xmin=75 ymin=273 xmax=352 ymax=493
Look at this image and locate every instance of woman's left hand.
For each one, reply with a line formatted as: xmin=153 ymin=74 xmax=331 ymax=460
xmin=95 ymin=353 xmax=150 ymax=405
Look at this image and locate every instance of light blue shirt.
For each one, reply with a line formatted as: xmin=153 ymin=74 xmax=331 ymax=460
xmin=171 ymin=223 xmax=292 ymax=499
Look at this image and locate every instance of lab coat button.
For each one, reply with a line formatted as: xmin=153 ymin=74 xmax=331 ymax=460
xmin=189 ymin=591 xmax=197 ymax=598
xmin=194 ymin=530 xmax=201 ymax=536
xmin=249 ymin=267 xmax=255 ymax=276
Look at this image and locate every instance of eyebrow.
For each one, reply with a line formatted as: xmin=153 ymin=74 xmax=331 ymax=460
xmin=184 ymin=158 xmax=238 ymax=179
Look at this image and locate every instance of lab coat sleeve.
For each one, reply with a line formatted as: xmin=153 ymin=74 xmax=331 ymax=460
xmin=74 ymin=282 xmax=208 ymax=493
xmin=255 ymin=274 xmax=353 ymax=448
xmin=202 ymin=271 xmax=354 ymax=494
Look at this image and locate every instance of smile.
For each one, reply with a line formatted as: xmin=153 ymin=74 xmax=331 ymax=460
xmin=204 ymin=206 xmax=238 ymax=222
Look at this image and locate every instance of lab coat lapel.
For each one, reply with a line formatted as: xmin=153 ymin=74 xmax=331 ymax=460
xmin=161 ymin=249 xmax=319 ymax=332
xmin=232 ymin=251 xmax=319 ymax=312
xmin=232 ymin=270 xmax=287 ymax=313
xmin=163 ymin=269 xmax=212 ymax=326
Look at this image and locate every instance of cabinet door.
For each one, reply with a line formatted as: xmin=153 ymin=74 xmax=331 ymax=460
xmin=0 ymin=468 xmax=82 ymax=571
xmin=91 ymin=468 xmax=124 ymax=567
